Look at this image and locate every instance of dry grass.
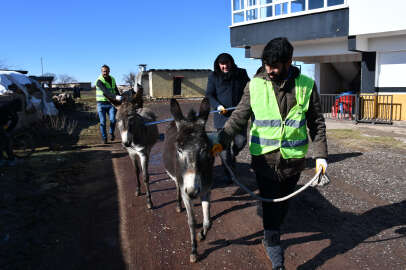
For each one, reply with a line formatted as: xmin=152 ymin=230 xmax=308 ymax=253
xmin=327 ymin=129 xmax=406 ymax=151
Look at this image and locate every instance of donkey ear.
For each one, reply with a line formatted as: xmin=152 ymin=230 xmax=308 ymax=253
xmin=170 ymin=98 xmax=184 ymax=120
xmin=198 ymin=97 xmax=210 ymax=122
xmin=131 ymin=84 xmax=143 ymax=107
xmin=135 ymin=84 xmax=143 ymax=97
xmin=170 ymin=98 xmax=185 ymax=129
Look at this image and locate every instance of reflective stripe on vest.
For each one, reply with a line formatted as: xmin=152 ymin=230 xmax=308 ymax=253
xmin=96 ymin=75 xmax=116 ymax=102
xmin=249 ymin=74 xmax=314 ymax=158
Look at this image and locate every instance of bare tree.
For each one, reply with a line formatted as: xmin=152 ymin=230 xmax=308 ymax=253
xmin=123 ymin=72 xmax=136 ymax=89
xmin=58 ymin=74 xmax=78 ymax=84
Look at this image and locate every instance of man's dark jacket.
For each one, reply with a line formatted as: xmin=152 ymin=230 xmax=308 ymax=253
xmin=222 ymin=66 xmax=328 ymax=176
xmin=206 ymin=68 xmax=250 ymax=129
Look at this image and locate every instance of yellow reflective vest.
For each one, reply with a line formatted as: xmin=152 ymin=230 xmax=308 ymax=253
xmin=96 ymin=75 xmax=116 ymax=102
xmin=249 ymin=74 xmax=314 ymax=158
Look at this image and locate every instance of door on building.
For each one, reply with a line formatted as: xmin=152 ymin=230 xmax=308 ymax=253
xmin=173 ymin=77 xmax=183 ymax=96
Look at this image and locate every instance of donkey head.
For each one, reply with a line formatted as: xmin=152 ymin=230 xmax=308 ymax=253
xmin=170 ymin=98 xmax=213 ymax=199
xmin=116 ymin=84 xmax=145 ymax=147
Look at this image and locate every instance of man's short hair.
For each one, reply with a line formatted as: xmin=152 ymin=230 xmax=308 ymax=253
xmin=261 ymin=37 xmax=293 ymax=65
xmin=101 ymin=64 xmax=110 ymax=71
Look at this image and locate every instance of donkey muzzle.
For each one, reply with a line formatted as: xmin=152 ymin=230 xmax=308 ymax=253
xmin=183 ymin=171 xmax=201 ymax=199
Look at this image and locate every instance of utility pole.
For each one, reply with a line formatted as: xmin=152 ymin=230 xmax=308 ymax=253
xmin=40 ymin=57 xmax=43 ymax=76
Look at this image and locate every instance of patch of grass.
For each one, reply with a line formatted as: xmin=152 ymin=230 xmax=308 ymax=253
xmin=327 ymin=129 xmax=406 ymax=151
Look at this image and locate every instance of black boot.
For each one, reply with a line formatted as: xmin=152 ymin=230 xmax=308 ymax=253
xmin=263 ymin=230 xmax=284 ymax=269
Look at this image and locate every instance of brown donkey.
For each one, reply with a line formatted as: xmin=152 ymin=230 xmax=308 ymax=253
xmin=109 ymin=85 xmax=159 ymax=209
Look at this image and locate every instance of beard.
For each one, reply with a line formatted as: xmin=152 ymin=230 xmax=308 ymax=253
xmin=269 ymin=65 xmax=289 ymax=82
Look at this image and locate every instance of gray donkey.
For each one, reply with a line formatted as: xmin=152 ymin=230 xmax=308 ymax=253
xmin=110 ymin=85 xmax=159 ymax=209
xmin=163 ymin=98 xmax=214 ymax=263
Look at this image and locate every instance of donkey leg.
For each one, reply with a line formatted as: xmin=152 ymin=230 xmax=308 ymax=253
xmin=141 ymin=152 xmax=153 ymax=209
xmin=165 ymin=170 xmax=182 ymax=213
xmin=175 ymin=181 xmax=182 ymax=213
xmin=182 ymin=194 xmax=198 ymax=263
xmin=135 ymin=162 xmax=142 ymax=196
xmin=129 ymin=153 xmax=142 ymax=196
xmin=198 ymin=192 xmax=212 ymax=241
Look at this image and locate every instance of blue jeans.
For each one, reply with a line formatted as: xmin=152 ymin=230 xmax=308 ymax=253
xmin=97 ymin=102 xmax=117 ymax=139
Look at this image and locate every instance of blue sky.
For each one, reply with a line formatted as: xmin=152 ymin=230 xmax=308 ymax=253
xmin=1 ymin=0 xmax=313 ymax=84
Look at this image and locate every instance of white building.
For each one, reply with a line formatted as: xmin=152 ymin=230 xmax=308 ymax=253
xmin=230 ymin=0 xmax=406 ymax=120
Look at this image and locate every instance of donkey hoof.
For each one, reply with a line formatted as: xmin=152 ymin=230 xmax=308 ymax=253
xmin=176 ymin=206 xmax=182 ymax=213
xmin=147 ymin=202 xmax=153 ymax=209
xmin=197 ymin=231 xmax=206 ymax=241
xmin=190 ymin=253 xmax=198 ymax=263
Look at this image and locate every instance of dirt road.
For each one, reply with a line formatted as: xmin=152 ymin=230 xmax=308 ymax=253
xmin=2 ymin=100 xmax=405 ymax=270
xmin=107 ymin=101 xmax=406 ymax=270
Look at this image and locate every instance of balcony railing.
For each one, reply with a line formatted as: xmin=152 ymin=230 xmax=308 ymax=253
xmin=231 ymin=0 xmax=348 ymax=26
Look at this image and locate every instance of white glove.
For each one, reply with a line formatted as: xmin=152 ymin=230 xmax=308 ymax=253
xmin=316 ymin=158 xmax=328 ymax=174
xmin=115 ymin=95 xmax=122 ymax=101
xmin=217 ymin=105 xmax=227 ymax=115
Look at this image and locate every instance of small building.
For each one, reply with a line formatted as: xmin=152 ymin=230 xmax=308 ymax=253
xmin=229 ymin=0 xmax=406 ymax=121
xmin=138 ymin=67 xmax=211 ymax=99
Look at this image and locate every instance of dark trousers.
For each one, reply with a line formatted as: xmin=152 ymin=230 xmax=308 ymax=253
xmin=252 ymin=155 xmax=301 ymax=231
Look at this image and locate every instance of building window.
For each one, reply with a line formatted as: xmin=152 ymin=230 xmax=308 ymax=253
xmin=260 ymin=6 xmax=273 ymax=18
xmin=233 ymin=11 xmax=245 ymax=23
xmin=246 ymin=8 xmax=258 ymax=20
xmin=291 ymin=0 xmax=305 ymax=13
xmin=260 ymin=0 xmax=272 ymax=4
xmin=309 ymin=0 xmax=324 ymax=10
xmin=275 ymin=2 xmax=288 ymax=16
xmin=248 ymin=0 xmax=257 ymax=6
xmin=328 ymin=0 xmax=344 ymax=6
xmin=233 ymin=0 xmax=244 ymax=10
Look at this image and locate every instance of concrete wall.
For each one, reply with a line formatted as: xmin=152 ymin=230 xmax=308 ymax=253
xmin=149 ymin=70 xmax=210 ymax=98
xmin=349 ymin=0 xmax=406 ymax=36
xmin=376 ymin=51 xmax=406 ymax=88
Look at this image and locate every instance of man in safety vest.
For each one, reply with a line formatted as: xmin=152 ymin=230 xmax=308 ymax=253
xmin=96 ymin=65 xmax=122 ymax=144
xmin=218 ymin=37 xmax=328 ymax=270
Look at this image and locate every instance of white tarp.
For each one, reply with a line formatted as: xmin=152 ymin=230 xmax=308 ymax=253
xmin=0 ymin=72 xmax=13 ymax=94
xmin=0 ymin=71 xmax=58 ymax=116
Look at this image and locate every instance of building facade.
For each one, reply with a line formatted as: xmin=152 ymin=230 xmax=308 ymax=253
xmin=138 ymin=68 xmax=211 ymax=99
xmin=230 ymin=0 xmax=406 ymax=120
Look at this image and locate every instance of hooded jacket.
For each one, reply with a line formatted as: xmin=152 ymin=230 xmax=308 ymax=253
xmin=206 ymin=67 xmax=250 ymax=129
